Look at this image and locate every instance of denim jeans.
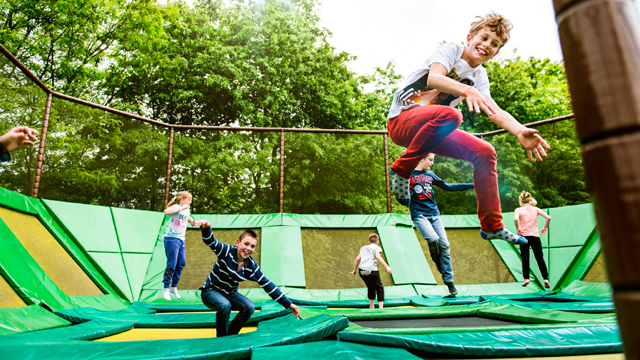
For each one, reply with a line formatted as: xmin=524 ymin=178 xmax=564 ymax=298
xmin=163 ymin=237 xmax=186 ymax=288
xmin=201 ymin=289 xmax=255 ymax=337
xmin=413 ymin=215 xmax=453 ymax=283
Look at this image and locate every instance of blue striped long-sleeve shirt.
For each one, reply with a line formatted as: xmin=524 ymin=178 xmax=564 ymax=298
xmin=199 ymin=227 xmax=292 ymax=309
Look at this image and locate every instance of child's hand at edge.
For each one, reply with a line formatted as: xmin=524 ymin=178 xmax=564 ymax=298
xmin=464 ymin=87 xmax=496 ymax=116
xmin=198 ymin=220 xmax=211 ymax=228
xmin=189 ymin=219 xmax=197 ymax=227
xmin=289 ymin=304 xmax=300 ymax=318
xmin=350 ymin=270 xmax=356 ymax=277
xmin=541 ymin=228 xmax=548 ymax=235
xmin=386 ymin=267 xmax=393 ymax=274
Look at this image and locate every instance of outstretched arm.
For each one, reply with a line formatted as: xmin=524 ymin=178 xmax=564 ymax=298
xmin=375 ymin=253 xmax=392 ymax=274
xmin=485 ymin=97 xmax=550 ymax=162
xmin=431 ymin=173 xmax=474 ymax=192
xmin=0 ymin=126 xmax=39 ymax=152
xmin=164 ymin=204 xmax=188 ymax=215
xmin=351 ymin=255 xmax=361 ymax=276
xmin=427 ymin=63 xmax=497 ymax=115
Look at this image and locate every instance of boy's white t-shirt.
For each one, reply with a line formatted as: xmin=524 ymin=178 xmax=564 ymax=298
xmin=359 ymin=243 xmax=383 ymax=271
xmin=388 ymin=42 xmax=492 ymax=119
xmin=165 ymin=204 xmax=190 ymax=241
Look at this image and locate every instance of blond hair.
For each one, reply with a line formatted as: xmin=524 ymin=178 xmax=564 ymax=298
xmin=519 ymin=191 xmax=537 ymax=206
xmin=368 ymin=233 xmax=379 ymax=243
xmin=470 ymin=12 xmax=513 ymax=47
xmin=165 ymin=191 xmax=192 ymax=209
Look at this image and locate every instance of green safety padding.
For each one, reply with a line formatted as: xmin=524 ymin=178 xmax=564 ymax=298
xmin=0 ymin=217 xmax=76 ymax=310
xmin=190 ymin=213 xmax=281 ymax=228
xmin=416 ymin=282 xmax=541 ymax=296
xmin=27 ymin=198 xmax=120 ymax=296
xmin=87 ymin=252 xmax=133 ymax=303
xmin=2 ymin=319 xmax=134 ymax=341
xmin=299 ymin=302 xmax=499 ymax=320
xmin=482 ymin=298 xmax=614 ymax=313
xmin=549 ymin=246 xmax=583 ymax=290
xmin=56 ymin=305 xmax=288 ymax=328
xmin=67 ymin=294 xmax=129 ymax=311
xmin=377 ymin=225 xmax=435 ymax=285
xmin=111 ymin=207 xmax=164 ymax=253
xmin=338 ymin=324 xmax=622 ymax=357
xmin=123 ymin=253 xmax=152 ymax=302
xmin=563 ymin=280 xmax=613 ymax=297
xmin=0 ymin=305 xmax=71 ymax=336
xmin=1 ymin=314 xmax=348 ymax=360
xmin=0 ymin=186 xmax=38 ymax=215
xmin=558 ymin=231 xmax=602 ymax=290
xmin=282 ymin=213 xmax=413 ymax=228
xmin=260 ymin=226 xmax=305 ymax=287
xmin=290 ymin=297 xmax=413 ymax=308
xmin=440 ymin=214 xmax=480 ymax=228
xmin=548 ymin=203 xmax=596 ymax=248
xmin=251 ymin=340 xmax=423 ymax=360
xmin=140 ymin=227 xmax=167 ymax=292
xmin=489 ymin=239 xmax=527 ymax=282
xmin=281 ymin=285 xmax=418 ymax=302
xmin=477 ymin=304 xmax=615 ymax=324
xmin=43 ymin=200 xmax=120 ymax=253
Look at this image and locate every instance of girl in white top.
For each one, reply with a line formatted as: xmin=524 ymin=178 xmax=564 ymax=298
xmin=162 ymin=191 xmax=197 ymax=300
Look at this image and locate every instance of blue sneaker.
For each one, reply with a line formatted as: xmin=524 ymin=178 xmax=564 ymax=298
xmin=480 ymin=228 xmax=528 ymax=245
xmin=390 ymin=169 xmax=410 ymax=206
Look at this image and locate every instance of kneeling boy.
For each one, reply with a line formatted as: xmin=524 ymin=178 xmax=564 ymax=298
xmin=198 ymin=220 xmax=299 ymax=336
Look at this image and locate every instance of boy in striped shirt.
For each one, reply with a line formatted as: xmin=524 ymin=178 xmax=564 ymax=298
xmin=197 ymin=220 xmax=299 ymax=337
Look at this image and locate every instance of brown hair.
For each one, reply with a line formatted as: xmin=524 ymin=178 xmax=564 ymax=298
xmin=165 ymin=191 xmax=192 ymax=210
xmin=519 ymin=191 xmax=537 ymax=206
xmin=368 ymin=233 xmax=379 ymax=243
xmin=469 ymin=12 xmax=513 ymax=47
xmin=239 ymin=229 xmax=258 ymax=241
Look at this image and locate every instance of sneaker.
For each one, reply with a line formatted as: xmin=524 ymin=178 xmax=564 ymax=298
xmin=480 ymin=228 xmax=528 ymax=245
xmin=445 ymin=282 xmax=458 ymax=296
xmin=390 ymin=169 xmax=410 ymax=206
xmin=544 ymin=279 xmax=550 ymax=289
xmin=170 ymin=287 xmax=181 ymax=299
xmin=522 ymin=279 xmax=530 ymax=287
xmin=162 ymin=288 xmax=171 ymax=301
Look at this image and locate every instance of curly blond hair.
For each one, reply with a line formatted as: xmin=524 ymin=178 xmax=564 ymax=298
xmin=519 ymin=191 xmax=537 ymax=206
xmin=469 ymin=12 xmax=513 ymax=47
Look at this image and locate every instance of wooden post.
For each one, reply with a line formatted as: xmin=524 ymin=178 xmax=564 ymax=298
xmin=554 ymin=0 xmax=640 ymax=357
xmin=279 ymin=130 xmax=285 ymax=213
xmin=32 ymin=92 xmax=52 ymax=198
xmin=163 ymin=127 xmax=175 ymax=209
xmin=384 ymin=133 xmax=391 ymax=213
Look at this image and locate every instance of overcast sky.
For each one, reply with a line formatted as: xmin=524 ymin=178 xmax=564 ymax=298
xmin=178 ymin=0 xmax=640 ymax=78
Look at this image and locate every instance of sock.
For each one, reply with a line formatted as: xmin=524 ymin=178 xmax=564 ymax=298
xmin=170 ymin=287 xmax=181 ymax=299
xmin=480 ymin=228 xmax=528 ymax=245
xmin=445 ymin=282 xmax=458 ymax=295
xmin=162 ymin=288 xmax=171 ymax=301
xmin=390 ymin=169 xmax=410 ymax=205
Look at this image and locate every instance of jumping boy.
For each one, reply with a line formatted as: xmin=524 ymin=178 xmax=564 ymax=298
xmin=350 ymin=233 xmax=392 ymax=309
xmin=387 ymin=12 xmax=550 ymax=246
xmin=197 ymin=220 xmax=299 ymax=337
xmin=409 ymin=153 xmax=474 ymax=295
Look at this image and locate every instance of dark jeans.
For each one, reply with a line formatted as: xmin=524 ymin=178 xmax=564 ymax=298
xmin=163 ymin=237 xmax=186 ymax=288
xmin=359 ymin=270 xmax=385 ymax=301
xmin=520 ymin=236 xmax=549 ymax=280
xmin=201 ymin=289 xmax=255 ymax=337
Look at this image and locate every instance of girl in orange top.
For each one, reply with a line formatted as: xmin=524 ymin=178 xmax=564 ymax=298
xmin=514 ymin=191 xmax=551 ymax=288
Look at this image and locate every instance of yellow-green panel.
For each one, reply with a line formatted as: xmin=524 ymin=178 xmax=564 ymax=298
xmin=301 ymin=228 xmax=394 ymax=289
xmin=415 ymin=228 xmax=515 ymax=285
xmin=583 ymin=254 xmax=609 ymax=283
xmin=0 ymin=273 xmax=26 ymax=307
xmin=0 ymin=207 xmax=103 ymax=296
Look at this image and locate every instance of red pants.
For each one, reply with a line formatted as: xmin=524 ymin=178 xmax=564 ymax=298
xmin=388 ymin=105 xmax=503 ymax=232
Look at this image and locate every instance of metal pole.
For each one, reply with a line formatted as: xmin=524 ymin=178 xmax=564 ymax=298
xmin=32 ymin=92 xmax=52 ymax=198
xmin=164 ymin=127 xmax=175 ymax=209
xmin=279 ymin=130 xmax=285 ymax=213
xmin=384 ymin=133 xmax=391 ymax=213
xmin=553 ymin=0 xmax=640 ymax=357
